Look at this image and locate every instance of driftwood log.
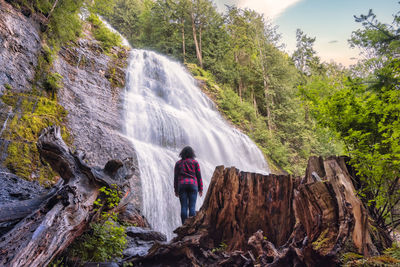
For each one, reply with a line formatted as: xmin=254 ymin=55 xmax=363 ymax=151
xmin=130 ymin=156 xmax=387 ymax=266
xmin=0 ymin=126 xmax=135 ymax=267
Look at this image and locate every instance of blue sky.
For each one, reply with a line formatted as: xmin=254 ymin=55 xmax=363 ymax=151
xmin=214 ymin=0 xmax=399 ymax=66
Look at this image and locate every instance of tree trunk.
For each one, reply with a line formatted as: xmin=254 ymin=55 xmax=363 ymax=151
xmin=0 ymin=126 xmax=135 ymax=267
xmin=258 ymin=45 xmax=272 ymax=131
xmin=233 ymin=52 xmax=241 ymax=101
xmin=191 ymin=12 xmax=203 ymax=68
xmin=128 ymin=156 xmax=386 ymax=266
xmin=251 ymin=90 xmax=258 ymax=116
xmin=199 ymin=26 xmax=202 ymax=64
xmin=181 ymin=18 xmax=186 ymax=62
xmin=47 ymin=0 xmax=59 ymax=19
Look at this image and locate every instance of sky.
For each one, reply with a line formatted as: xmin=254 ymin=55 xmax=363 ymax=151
xmin=214 ymin=0 xmax=399 ymax=66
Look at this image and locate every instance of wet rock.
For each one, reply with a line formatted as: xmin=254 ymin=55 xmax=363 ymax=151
xmin=53 ymin=34 xmax=142 ymax=208
xmin=118 ymin=203 xmax=150 ymax=228
xmin=0 ymin=167 xmax=47 ymax=205
xmin=123 ymin=227 xmax=167 ymax=258
xmin=126 ymin=226 xmax=167 ymax=241
xmin=0 ymin=0 xmax=41 ymax=93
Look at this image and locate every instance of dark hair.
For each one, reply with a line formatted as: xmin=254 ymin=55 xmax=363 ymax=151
xmin=179 ymin=146 xmax=196 ymax=159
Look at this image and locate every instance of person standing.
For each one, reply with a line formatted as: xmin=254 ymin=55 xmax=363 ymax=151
xmin=174 ymin=146 xmax=203 ymax=224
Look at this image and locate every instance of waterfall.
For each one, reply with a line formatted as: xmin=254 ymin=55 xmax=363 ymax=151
xmin=123 ymin=49 xmax=270 ymax=239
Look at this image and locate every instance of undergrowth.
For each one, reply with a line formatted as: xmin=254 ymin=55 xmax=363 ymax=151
xmin=67 ymin=186 xmax=127 ymax=263
xmin=86 ymin=13 xmax=122 ymax=53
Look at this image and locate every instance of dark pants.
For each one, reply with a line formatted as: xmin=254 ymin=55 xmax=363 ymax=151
xmin=178 ymin=184 xmax=198 ymax=224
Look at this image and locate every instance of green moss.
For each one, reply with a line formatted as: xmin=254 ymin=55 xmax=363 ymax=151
xmin=4 ymin=83 xmax=12 ymax=90
xmin=1 ymin=93 xmax=71 ymax=186
xmin=106 ymin=47 xmax=129 ymax=93
xmin=343 ymin=255 xmax=400 ymax=266
xmin=341 ymin=252 xmax=364 ymax=263
xmin=312 ymin=229 xmax=332 ymax=252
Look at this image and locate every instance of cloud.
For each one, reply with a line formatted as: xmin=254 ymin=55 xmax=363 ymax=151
xmin=237 ymin=0 xmax=304 ymax=19
xmin=328 ymin=40 xmax=339 ymax=44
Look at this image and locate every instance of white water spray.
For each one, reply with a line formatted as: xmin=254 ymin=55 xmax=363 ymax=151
xmin=124 ymin=50 xmax=269 ymax=239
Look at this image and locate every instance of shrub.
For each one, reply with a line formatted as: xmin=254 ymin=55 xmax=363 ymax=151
xmin=87 ymin=13 xmax=122 ymax=52
xmin=45 ymin=72 xmax=63 ymax=98
xmin=68 ymin=186 xmax=127 ymax=262
xmin=70 ymin=219 xmax=127 ymax=262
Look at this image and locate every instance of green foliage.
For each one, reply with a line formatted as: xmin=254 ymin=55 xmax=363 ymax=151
xmin=45 ymin=0 xmax=84 ymax=46
xmin=70 ymin=219 xmax=127 ymax=262
xmin=4 ymin=83 xmax=12 ymax=90
xmin=384 ymin=243 xmax=400 ymax=260
xmin=87 ymin=13 xmax=122 ymax=52
xmin=342 ymin=244 xmax=400 ymax=266
xmin=44 ymin=72 xmax=63 ymax=98
xmin=49 ymin=256 xmax=64 ymax=267
xmin=342 ymin=255 xmax=400 ymax=267
xmin=11 ymin=0 xmax=84 ymax=46
xmin=69 ymin=186 xmax=126 ymax=262
xmin=211 ymin=241 xmax=228 ymax=253
xmin=93 ymin=185 xmax=122 ymax=212
xmin=302 ymin=5 xmax=400 ymax=231
xmin=188 ymin=61 xmax=341 ymax=174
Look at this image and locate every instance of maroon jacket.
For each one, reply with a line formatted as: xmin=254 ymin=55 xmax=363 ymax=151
xmin=174 ymin=158 xmax=203 ymax=194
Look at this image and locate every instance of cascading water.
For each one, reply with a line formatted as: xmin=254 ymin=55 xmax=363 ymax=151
xmin=124 ymin=49 xmax=270 ymax=239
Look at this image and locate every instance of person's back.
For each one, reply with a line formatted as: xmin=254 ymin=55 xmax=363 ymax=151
xmin=174 ymin=146 xmax=203 ymax=224
xmin=175 ymin=158 xmax=201 ymax=188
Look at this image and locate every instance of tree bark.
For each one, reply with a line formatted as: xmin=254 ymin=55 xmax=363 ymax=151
xmin=0 ymin=126 xmax=135 ymax=267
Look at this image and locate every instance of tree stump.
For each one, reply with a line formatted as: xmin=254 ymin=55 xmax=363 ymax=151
xmin=129 ymin=156 xmax=385 ymax=266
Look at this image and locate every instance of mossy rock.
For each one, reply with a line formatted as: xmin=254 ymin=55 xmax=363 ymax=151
xmin=0 ymin=92 xmax=71 ymax=186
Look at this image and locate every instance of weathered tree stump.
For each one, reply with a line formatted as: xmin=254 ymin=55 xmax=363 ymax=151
xmin=0 ymin=126 xmax=135 ymax=267
xmin=130 ymin=156 xmax=387 ymax=266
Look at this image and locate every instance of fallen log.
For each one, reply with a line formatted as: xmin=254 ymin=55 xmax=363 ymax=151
xmin=0 ymin=126 xmax=135 ymax=267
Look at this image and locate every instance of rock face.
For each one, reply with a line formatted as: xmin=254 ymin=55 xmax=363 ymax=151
xmin=118 ymin=203 xmax=150 ymax=228
xmin=0 ymin=2 xmax=141 ymax=207
xmin=129 ymin=156 xmax=385 ymax=266
xmin=0 ymin=167 xmax=46 ymax=205
xmin=123 ymin=227 xmax=167 ymax=258
xmin=0 ymin=0 xmax=41 ymax=94
xmin=52 ymin=29 xmax=142 ymax=207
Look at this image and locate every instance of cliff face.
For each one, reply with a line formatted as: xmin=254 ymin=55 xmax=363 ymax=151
xmin=0 ymin=0 xmax=41 ymax=94
xmin=53 ymin=28 xmax=142 ymax=207
xmin=0 ymin=0 xmax=141 ymax=207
